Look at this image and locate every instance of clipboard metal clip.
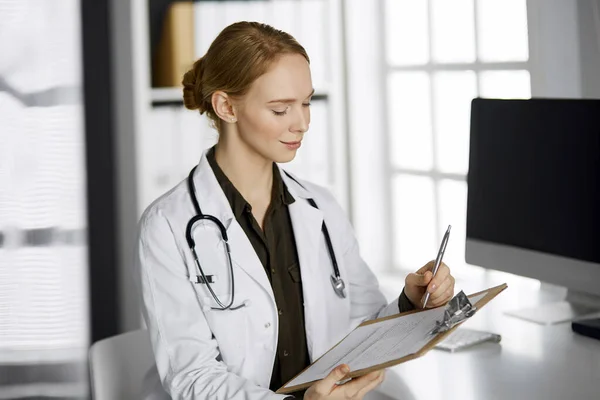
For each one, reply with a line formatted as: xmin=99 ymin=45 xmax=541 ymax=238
xmin=430 ymin=291 xmax=477 ymax=335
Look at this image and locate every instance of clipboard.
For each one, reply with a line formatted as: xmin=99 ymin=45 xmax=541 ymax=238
xmin=276 ymin=283 xmax=507 ymax=394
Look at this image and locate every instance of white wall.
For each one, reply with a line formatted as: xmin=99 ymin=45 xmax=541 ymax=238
xmin=110 ymin=0 xmax=150 ymax=332
xmin=528 ymin=0 xmax=582 ymax=97
xmin=344 ymin=0 xmax=391 ymax=274
xmin=527 ymin=0 xmax=600 ymax=99
xmin=577 ymin=0 xmax=600 ymax=98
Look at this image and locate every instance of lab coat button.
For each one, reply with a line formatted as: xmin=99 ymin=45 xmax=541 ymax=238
xmin=264 ymin=322 xmax=271 ymax=329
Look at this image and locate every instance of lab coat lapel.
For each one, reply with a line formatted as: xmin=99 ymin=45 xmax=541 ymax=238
xmin=192 ymin=150 xmax=273 ymax=297
xmin=282 ymin=170 xmax=328 ymax=361
xmin=287 ymin=199 xmax=324 ymax=291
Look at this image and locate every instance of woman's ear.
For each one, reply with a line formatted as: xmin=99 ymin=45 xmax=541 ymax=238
xmin=212 ymin=91 xmax=237 ymax=123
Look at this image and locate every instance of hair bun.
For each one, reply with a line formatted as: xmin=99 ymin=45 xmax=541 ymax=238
xmin=182 ymin=69 xmax=200 ymax=111
xmin=182 ymin=58 xmax=206 ymax=112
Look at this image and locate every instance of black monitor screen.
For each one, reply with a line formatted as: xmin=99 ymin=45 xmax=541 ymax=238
xmin=467 ymin=98 xmax=600 ymax=264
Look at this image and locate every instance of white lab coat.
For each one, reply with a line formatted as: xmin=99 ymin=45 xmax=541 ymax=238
xmin=136 ymin=149 xmax=401 ymax=400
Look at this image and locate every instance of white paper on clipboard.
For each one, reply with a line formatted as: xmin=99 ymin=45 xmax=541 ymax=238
xmin=282 ymin=291 xmax=489 ymax=390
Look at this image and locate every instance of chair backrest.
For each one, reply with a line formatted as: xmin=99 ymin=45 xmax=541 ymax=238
xmin=89 ymin=329 xmax=155 ymax=400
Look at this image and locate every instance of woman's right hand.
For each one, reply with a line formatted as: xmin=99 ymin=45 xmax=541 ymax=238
xmin=303 ymin=364 xmax=385 ymax=400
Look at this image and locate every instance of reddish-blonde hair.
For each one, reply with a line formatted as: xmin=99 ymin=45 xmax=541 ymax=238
xmin=182 ymin=21 xmax=309 ymax=130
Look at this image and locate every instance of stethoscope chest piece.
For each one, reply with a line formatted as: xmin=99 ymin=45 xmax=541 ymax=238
xmin=330 ymin=275 xmax=346 ymax=298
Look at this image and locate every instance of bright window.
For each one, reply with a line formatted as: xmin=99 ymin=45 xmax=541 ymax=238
xmin=384 ymin=0 xmax=530 ymax=277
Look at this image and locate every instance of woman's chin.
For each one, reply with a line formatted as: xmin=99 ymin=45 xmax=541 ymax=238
xmin=271 ymin=147 xmax=299 ymax=164
xmin=274 ymin=152 xmax=298 ymax=164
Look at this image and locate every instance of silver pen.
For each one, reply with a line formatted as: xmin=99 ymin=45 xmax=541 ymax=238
xmin=422 ymin=225 xmax=451 ymax=308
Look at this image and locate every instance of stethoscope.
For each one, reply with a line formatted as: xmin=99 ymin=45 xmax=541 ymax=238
xmin=185 ymin=166 xmax=346 ymax=311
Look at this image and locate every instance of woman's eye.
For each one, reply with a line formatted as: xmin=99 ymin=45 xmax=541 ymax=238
xmin=302 ymin=102 xmax=311 ymax=108
xmin=272 ymin=109 xmax=288 ymax=116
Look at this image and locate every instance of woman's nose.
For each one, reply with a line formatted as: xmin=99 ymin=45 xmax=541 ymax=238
xmin=290 ymin=105 xmax=309 ymax=133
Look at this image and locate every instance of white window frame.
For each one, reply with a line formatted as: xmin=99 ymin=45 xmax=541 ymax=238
xmin=345 ymin=0 xmax=589 ymax=277
xmin=380 ymin=0 xmax=531 ymax=275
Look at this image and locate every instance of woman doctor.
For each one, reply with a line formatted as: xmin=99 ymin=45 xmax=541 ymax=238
xmin=137 ymin=21 xmax=455 ymax=400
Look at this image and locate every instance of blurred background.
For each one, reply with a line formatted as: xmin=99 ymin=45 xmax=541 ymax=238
xmin=0 ymin=0 xmax=599 ymax=398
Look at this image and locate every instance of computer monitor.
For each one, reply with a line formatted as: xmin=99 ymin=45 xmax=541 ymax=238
xmin=466 ymin=98 xmax=600 ymax=324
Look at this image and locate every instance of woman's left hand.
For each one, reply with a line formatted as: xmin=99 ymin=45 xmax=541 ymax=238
xmin=404 ymin=261 xmax=455 ymax=309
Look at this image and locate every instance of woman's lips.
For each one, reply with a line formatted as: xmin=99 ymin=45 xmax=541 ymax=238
xmin=280 ymin=140 xmax=302 ymax=150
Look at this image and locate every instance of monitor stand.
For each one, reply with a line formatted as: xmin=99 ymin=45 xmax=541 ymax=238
xmin=505 ymin=290 xmax=600 ymax=325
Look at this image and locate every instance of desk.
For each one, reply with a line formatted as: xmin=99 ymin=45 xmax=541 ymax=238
xmin=369 ymin=274 xmax=600 ymax=400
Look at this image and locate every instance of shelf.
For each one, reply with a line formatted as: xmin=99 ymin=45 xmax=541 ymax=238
xmin=151 ymin=87 xmax=184 ymax=106
xmin=151 ymin=86 xmax=329 ymax=107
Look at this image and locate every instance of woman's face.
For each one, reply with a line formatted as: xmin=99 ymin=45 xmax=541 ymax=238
xmin=233 ymin=53 xmax=313 ymax=164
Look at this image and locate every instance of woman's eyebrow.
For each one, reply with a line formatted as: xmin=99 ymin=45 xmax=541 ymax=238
xmin=266 ymin=88 xmax=315 ymax=104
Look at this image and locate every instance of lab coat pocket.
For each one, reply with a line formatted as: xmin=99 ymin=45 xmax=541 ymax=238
xmin=202 ymin=294 xmax=249 ymax=371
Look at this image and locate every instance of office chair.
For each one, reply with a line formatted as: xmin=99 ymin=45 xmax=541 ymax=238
xmin=89 ymin=329 xmax=155 ymax=399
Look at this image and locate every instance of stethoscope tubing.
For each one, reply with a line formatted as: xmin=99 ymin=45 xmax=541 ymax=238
xmin=185 ymin=165 xmax=346 ymax=311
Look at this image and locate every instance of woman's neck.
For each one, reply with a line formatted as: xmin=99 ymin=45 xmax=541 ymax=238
xmin=213 ymin=139 xmax=273 ymax=206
